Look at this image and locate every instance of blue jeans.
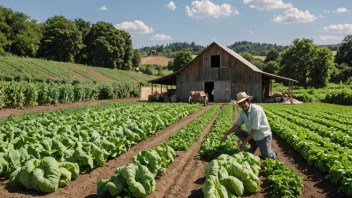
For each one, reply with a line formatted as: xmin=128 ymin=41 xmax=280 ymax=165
xmin=235 ymin=128 xmax=276 ymax=159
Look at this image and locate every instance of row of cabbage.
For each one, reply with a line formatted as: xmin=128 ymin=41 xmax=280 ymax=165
xmin=96 ymin=103 xmax=223 ymax=197
xmin=97 ymin=144 xmax=176 ymax=197
xmin=263 ymin=104 xmax=352 ymax=196
xmin=273 ymin=109 xmax=352 ymax=149
xmin=165 ymin=104 xmax=222 ymax=151
xmin=0 ymin=81 xmax=140 ymax=108
xmin=202 ymin=153 xmax=261 ymax=197
xmin=200 ymin=105 xmax=239 ymax=160
xmin=0 ymin=103 xmax=201 ymax=193
xmin=262 ymin=159 xmax=303 ymax=198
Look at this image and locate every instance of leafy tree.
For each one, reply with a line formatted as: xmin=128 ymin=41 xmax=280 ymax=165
xmin=38 ymin=16 xmax=83 ymax=62
xmin=74 ymin=18 xmax=91 ymax=39
xmin=263 ymin=61 xmax=280 ymax=74
xmin=279 ymin=38 xmax=334 ymax=88
xmin=264 ymin=48 xmax=279 ymax=63
xmin=0 ymin=6 xmax=42 ymax=56
xmin=132 ymin=49 xmax=141 ymax=68
xmin=145 ymin=67 xmax=153 ymax=75
xmin=121 ymin=31 xmax=133 ymax=70
xmin=239 ymin=52 xmax=255 ymax=63
xmin=252 ymin=59 xmax=265 ymax=70
xmin=335 ymin=35 xmax=352 ymax=66
xmin=74 ymin=18 xmax=91 ymax=63
xmin=82 ymin=21 xmax=125 ymax=69
xmin=167 ymin=60 xmax=174 ymax=70
xmin=173 ymin=49 xmax=193 ymax=71
xmin=330 ymin=63 xmax=352 ymax=83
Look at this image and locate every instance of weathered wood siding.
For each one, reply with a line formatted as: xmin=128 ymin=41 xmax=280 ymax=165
xmin=177 ymin=44 xmax=263 ymax=102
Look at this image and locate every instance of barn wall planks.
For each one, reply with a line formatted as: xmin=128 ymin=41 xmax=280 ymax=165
xmin=177 ymin=44 xmax=263 ymax=102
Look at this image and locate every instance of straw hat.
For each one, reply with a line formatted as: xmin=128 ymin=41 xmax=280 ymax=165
xmin=235 ymin=92 xmax=253 ymax=104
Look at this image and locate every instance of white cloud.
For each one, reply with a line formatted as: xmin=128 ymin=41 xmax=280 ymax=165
xmin=115 ymin=20 xmax=154 ymax=34
xmin=98 ymin=6 xmax=108 ymax=11
xmin=185 ymin=0 xmax=239 ymax=19
xmin=335 ymin=8 xmax=351 ymax=13
xmin=324 ymin=24 xmax=352 ymax=33
xmin=320 ymin=36 xmax=344 ymax=41
xmin=323 ymin=9 xmax=330 ymax=13
xmin=165 ymin=1 xmax=176 ymax=10
xmin=243 ymin=0 xmax=293 ymax=10
xmin=319 ymin=14 xmax=324 ymax=18
xmin=150 ymin=34 xmax=172 ymax=41
xmin=210 ymin=37 xmax=217 ymax=40
xmin=249 ymin=30 xmax=254 ymax=34
xmin=273 ymin=8 xmax=317 ymax=24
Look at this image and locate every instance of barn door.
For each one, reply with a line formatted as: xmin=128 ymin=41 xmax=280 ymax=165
xmin=204 ymin=82 xmax=214 ymax=102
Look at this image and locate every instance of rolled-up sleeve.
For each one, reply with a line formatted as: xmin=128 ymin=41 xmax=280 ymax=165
xmin=236 ymin=113 xmax=244 ymax=126
xmin=251 ymin=108 xmax=262 ymax=130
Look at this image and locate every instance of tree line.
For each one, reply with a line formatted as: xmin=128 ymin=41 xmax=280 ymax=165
xmin=139 ymin=42 xmax=205 ymax=58
xmin=0 ymin=6 xmax=141 ymax=70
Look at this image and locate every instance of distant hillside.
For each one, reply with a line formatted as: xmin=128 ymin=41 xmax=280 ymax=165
xmin=141 ymin=56 xmax=173 ymax=67
xmin=0 ymin=56 xmax=156 ymax=83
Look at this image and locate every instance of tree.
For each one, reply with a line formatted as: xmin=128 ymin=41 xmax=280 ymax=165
xmin=0 ymin=6 xmax=42 ymax=57
xmin=335 ymin=35 xmax=352 ymax=66
xmin=74 ymin=18 xmax=91 ymax=63
xmin=252 ymin=59 xmax=265 ymax=70
xmin=239 ymin=52 xmax=255 ymax=63
xmin=82 ymin=21 xmax=125 ymax=69
xmin=173 ymin=49 xmax=193 ymax=71
xmin=263 ymin=61 xmax=280 ymax=74
xmin=132 ymin=49 xmax=141 ymax=68
xmin=279 ymin=38 xmax=334 ymax=88
xmin=264 ymin=48 xmax=279 ymax=63
xmin=38 ymin=16 xmax=83 ymax=62
xmin=121 ymin=31 xmax=133 ymax=70
xmin=74 ymin=18 xmax=91 ymax=39
xmin=167 ymin=60 xmax=174 ymax=70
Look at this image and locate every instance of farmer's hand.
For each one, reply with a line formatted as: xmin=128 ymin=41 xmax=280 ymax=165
xmin=221 ymin=135 xmax=228 ymax=144
xmin=239 ymin=141 xmax=247 ymax=151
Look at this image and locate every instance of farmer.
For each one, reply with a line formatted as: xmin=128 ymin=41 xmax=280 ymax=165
xmin=221 ymin=92 xmax=277 ymax=159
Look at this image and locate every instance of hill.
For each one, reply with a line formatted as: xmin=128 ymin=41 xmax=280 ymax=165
xmin=0 ymin=56 xmax=157 ymax=83
xmin=141 ymin=56 xmax=173 ymax=67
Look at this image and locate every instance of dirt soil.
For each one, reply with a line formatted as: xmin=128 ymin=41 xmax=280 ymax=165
xmin=146 ymin=105 xmax=223 ymax=198
xmin=0 ymin=105 xmax=212 ymax=198
xmin=0 ymin=98 xmax=139 ymax=119
xmin=141 ymin=57 xmax=173 ymax=67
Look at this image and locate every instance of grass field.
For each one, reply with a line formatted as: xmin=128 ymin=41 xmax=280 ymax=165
xmin=0 ymin=56 xmax=158 ymax=83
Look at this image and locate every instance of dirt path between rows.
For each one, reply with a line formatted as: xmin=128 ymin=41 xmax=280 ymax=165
xmin=147 ymin=105 xmax=224 ymax=198
xmin=0 ymin=105 xmax=212 ymax=198
xmin=0 ymin=98 xmax=139 ymax=119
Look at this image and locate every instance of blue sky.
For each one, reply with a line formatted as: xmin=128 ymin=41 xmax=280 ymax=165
xmin=1 ymin=0 xmax=351 ymax=48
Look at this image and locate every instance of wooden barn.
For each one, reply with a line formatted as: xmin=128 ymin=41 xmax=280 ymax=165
xmin=149 ymin=42 xmax=298 ymax=103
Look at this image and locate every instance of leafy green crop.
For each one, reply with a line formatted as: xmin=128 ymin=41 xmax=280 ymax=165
xmin=200 ymin=105 xmax=240 ymax=160
xmin=202 ymin=153 xmax=261 ymax=197
xmin=0 ymin=103 xmax=200 ymax=193
xmin=262 ymin=159 xmax=303 ymax=198
xmin=165 ymin=104 xmax=221 ymax=151
xmin=97 ymin=144 xmax=176 ymax=197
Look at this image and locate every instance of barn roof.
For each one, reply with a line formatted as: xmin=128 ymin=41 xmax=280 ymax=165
xmin=149 ymin=42 xmax=298 ymax=84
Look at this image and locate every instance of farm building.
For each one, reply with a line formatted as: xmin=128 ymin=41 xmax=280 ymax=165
xmin=149 ymin=42 xmax=298 ymax=103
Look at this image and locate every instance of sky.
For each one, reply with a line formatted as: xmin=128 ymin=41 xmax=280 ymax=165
xmin=1 ymin=0 xmax=351 ymax=49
